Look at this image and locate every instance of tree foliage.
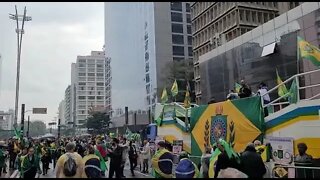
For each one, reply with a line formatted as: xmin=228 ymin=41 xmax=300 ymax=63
xmin=18 ymin=120 xmax=46 ymax=137
xmin=86 ymin=112 xmax=111 ymax=135
xmin=159 ymin=59 xmax=195 ymax=102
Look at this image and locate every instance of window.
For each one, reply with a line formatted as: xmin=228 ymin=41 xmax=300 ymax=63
xmin=171 ymin=23 xmax=183 ymax=33
xmin=187 ymin=25 xmax=191 ymax=34
xmin=78 ymin=82 xmax=86 ymax=86
xmin=188 ymin=47 xmax=193 ymax=56
xmin=186 ymin=3 xmax=190 ymax=12
xmin=145 ymin=62 xmax=149 ymax=72
xmin=78 ymin=63 xmax=85 ymax=68
xmin=145 ymin=40 xmax=148 ymax=51
xmin=188 ymin=36 xmax=192 ymax=45
xmin=97 ymin=96 xmax=103 ymax=100
xmin=78 ymin=73 xmax=86 ymax=76
xmin=173 ymin=57 xmax=184 ymax=61
xmin=187 ymin=14 xmax=191 ymax=23
xmin=97 ymin=64 xmax=103 ymax=68
xmin=146 ymin=74 xmax=150 ymax=83
xmin=97 ymin=82 xmax=104 ymax=86
xmin=145 ymin=52 xmax=149 ymax=61
xmin=88 ymin=96 xmax=95 ymax=100
xmin=97 ymin=73 xmax=104 ymax=76
xmin=173 ymin=46 xmax=184 ymax=56
xmin=172 ymin=34 xmax=184 ymax=44
xmin=171 ymin=12 xmax=183 ymax=22
xmin=146 ymin=84 xmax=150 ymax=94
xmin=88 ymin=73 xmax=95 ymax=76
xmin=171 ymin=2 xmax=182 ymax=11
xmin=78 ymin=96 xmax=86 ymax=100
xmin=78 ymin=59 xmax=86 ymax=63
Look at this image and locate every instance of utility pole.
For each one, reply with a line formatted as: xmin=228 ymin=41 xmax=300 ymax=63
xmin=9 ymin=6 xmax=32 ymax=127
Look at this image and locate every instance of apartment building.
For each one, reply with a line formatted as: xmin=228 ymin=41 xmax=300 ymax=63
xmin=70 ymin=51 xmax=111 ymax=128
xmin=0 ymin=109 xmax=14 ymax=130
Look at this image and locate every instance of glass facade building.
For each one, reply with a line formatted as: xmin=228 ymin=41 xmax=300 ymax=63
xmin=199 ymin=3 xmax=320 ymax=104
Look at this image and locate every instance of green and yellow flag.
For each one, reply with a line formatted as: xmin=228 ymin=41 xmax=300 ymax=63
xmin=298 ymin=36 xmax=320 ymax=67
xmin=161 ymin=87 xmax=168 ymax=104
xmin=183 ymin=82 xmax=191 ymax=108
xmin=171 ymin=79 xmax=178 ymax=97
xmin=276 ymin=69 xmax=288 ymax=98
xmin=288 ymin=79 xmax=298 ymax=104
xmin=235 ymin=82 xmax=241 ymax=93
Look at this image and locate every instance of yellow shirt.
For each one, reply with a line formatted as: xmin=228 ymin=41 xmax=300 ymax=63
xmin=56 ymin=152 xmax=84 ymax=178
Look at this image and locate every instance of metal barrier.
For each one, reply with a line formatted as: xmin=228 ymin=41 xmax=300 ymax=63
xmin=261 ymin=69 xmax=320 ymax=114
xmin=272 ymin=163 xmax=320 ymax=178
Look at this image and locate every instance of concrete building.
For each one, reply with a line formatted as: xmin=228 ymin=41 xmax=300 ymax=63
xmin=197 ymin=2 xmax=320 ymax=103
xmin=58 ymin=100 xmax=66 ymax=126
xmin=70 ymin=51 xmax=111 ymax=128
xmin=64 ymin=85 xmax=72 ymax=127
xmin=105 ymin=2 xmax=193 ymax=116
xmin=191 ymin=2 xmax=302 ymax=104
xmin=0 ymin=109 xmax=14 ymax=130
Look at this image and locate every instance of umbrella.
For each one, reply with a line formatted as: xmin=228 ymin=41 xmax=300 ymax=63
xmin=41 ymin=133 xmax=56 ymax=139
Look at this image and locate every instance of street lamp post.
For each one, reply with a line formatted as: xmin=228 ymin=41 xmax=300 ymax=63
xmin=9 ymin=5 xmax=32 ymax=127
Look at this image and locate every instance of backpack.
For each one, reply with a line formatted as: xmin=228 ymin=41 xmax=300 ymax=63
xmin=63 ymin=153 xmax=77 ymax=177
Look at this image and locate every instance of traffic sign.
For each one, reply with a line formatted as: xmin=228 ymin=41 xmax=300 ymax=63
xmin=32 ymin=108 xmax=47 ymax=114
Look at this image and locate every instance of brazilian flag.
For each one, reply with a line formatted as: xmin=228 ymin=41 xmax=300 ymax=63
xmin=151 ymin=148 xmax=174 ymax=178
xmin=191 ymin=96 xmax=265 ymax=157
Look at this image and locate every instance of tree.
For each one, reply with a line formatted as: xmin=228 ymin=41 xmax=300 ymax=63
xmin=86 ymin=112 xmax=111 ymax=135
xmin=18 ymin=120 xmax=46 ymax=137
xmin=159 ymin=59 xmax=195 ymax=103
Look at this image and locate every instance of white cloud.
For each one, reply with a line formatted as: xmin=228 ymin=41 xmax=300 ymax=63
xmin=0 ymin=2 xmax=104 ymax=125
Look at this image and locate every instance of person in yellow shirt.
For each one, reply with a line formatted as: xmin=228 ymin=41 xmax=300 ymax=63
xmin=55 ymin=142 xmax=84 ymax=178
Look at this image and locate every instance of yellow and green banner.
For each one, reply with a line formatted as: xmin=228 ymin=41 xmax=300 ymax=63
xmin=191 ymin=96 xmax=264 ymax=156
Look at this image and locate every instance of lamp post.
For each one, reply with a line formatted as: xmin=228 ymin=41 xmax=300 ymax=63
xmin=9 ymin=5 xmax=32 ymax=127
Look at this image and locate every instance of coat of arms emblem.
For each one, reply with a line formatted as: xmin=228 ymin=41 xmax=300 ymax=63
xmin=210 ymin=105 xmax=228 ymax=145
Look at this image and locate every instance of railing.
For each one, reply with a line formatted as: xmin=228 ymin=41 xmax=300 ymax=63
xmin=272 ymin=163 xmax=320 ymax=178
xmin=261 ymin=69 xmax=320 ymax=113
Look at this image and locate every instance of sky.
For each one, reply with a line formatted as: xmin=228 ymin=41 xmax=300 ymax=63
xmin=0 ymin=2 xmax=104 ymax=126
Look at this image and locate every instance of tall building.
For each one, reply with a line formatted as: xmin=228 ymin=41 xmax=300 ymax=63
xmin=105 ymin=2 xmax=193 ymax=115
xmin=0 ymin=109 xmax=14 ymax=130
xmin=64 ymin=85 xmax=72 ymax=127
xmin=191 ymin=2 xmax=302 ymax=104
xmin=58 ymin=100 xmax=66 ymax=126
xmin=196 ymin=2 xmax=320 ymax=103
xmin=70 ymin=51 xmax=111 ymax=128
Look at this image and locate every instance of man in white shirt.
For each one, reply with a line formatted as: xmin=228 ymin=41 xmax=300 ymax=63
xmin=140 ymin=140 xmax=150 ymax=173
xmin=257 ymin=82 xmax=270 ymax=117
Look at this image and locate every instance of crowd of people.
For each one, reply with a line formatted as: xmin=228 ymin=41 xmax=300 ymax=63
xmin=0 ymin=133 xmax=315 ymax=179
xmin=0 ymin=134 xmax=155 ymax=178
